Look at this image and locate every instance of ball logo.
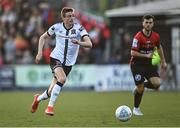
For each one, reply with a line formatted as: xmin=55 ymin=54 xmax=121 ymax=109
xmin=115 ymin=105 xmax=132 ymax=122
xmin=135 ymin=74 xmax=141 ymax=81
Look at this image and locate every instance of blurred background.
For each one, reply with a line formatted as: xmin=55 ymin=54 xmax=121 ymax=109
xmin=0 ymin=0 xmax=180 ymax=91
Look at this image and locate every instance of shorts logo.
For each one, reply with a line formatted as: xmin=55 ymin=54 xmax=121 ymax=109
xmin=135 ymin=74 xmax=141 ymax=81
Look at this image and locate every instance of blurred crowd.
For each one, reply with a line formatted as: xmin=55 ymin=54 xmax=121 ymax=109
xmin=0 ymin=0 xmax=123 ymax=66
xmin=0 ymin=0 xmax=48 ymax=65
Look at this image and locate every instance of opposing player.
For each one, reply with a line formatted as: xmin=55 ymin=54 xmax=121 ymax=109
xmin=130 ymin=14 xmax=167 ymax=116
xmin=30 ymin=7 xmax=92 ymax=116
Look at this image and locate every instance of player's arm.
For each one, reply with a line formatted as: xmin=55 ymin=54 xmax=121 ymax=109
xmin=71 ymin=35 xmax=92 ymax=48
xmin=131 ymin=37 xmax=152 ymax=58
xmin=157 ymin=45 xmax=165 ymax=63
xmin=35 ymin=32 xmax=50 ymax=64
xmin=157 ymin=45 xmax=167 ymax=68
xmin=131 ymin=50 xmax=152 ymax=58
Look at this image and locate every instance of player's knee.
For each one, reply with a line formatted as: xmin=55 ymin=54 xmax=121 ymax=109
xmin=152 ymin=81 xmax=161 ymax=89
xmin=57 ymin=76 xmax=66 ymax=84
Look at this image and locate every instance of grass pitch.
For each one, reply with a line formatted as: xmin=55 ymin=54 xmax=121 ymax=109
xmin=0 ymin=91 xmax=179 ymax=127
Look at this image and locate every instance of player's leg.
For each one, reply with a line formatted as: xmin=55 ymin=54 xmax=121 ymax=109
xmin=144 ymin=67 xmax=161 ymax=90
xmin=47 ymin=77 xmax=58 ymax=95
xmin=30 ymin=78 xmax=56 ymax=113
xmin=131 ymin=65 xmax=145 ymax=116
xmin=37 ymin=77 xmax=57 ymax=101
xmin=148 ymin=77 xmax=161 ymax=89
xmin=45 ymin=67 xmax=66 ymax=116
xmin=46 ymin=66 xmax=72 ymax=106
xmin=133 ymin=83 xmax=144 ymax=116
xmin=144 ymin=80 xmax=155 ymax=89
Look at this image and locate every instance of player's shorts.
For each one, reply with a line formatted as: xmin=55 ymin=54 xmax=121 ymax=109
xmin=130 ymin=64 xmax=159 ymax=85
xmin=50 ymin=57 xmax=72 ymax=76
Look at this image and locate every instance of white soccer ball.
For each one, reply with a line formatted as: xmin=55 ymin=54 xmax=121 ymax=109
xmin=115 ymin=105 xmax=132 ymax=122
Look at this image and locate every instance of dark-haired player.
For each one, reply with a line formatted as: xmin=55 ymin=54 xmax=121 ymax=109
xmin=130 ymin=14 xmax=167 ymax=116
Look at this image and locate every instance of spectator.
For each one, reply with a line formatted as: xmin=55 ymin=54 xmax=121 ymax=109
xmin=0 ymin=1 xmax=111 ymax=65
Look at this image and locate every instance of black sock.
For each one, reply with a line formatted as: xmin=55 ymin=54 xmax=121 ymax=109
xmin=134 ymin=89 xmax=143 ymax=108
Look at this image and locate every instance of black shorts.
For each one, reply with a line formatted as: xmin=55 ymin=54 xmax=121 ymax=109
xmin=130 ymin=64 xmax=159 ymax=85
xmin=50 ymin=57 xmax=72 ymax=76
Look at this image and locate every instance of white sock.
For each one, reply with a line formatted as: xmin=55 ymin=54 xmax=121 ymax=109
xmin=48 ymin=84 xmax=62 ymax=107
xmin=37 ymin=90 xmax=49 ymax=102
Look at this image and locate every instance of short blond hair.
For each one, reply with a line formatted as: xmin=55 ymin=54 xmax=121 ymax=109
xmin=61 ymin=7 xmax=74 ymax=18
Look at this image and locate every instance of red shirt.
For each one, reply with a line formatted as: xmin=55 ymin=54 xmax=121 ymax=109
xmin=130 ymin=31 xmax=160 ymax=65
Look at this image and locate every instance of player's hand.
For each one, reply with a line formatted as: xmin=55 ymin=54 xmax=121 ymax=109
xmin=71 ymin=38 xmax=79 ymax=44
xmin=35 ymin=53 xmax=42 ymax=64
xmin=161 ymin=61 xmax=167 ymax=70
xmin=160 ymin=61 xmax=167 ymax=79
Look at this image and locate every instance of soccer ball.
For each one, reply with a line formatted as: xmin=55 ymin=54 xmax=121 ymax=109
xmin=115 ymin=105 xmax=132 ymax=122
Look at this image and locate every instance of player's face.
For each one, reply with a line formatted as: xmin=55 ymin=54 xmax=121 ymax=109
xmin=142 ymin=18 xmax=154 ymax=31
xmin=63 ymin=11 xmax=75 ymax=26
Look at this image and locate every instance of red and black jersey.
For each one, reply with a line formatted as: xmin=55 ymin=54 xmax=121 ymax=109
xmin=130 ymin=31 xmax=160 ymax=66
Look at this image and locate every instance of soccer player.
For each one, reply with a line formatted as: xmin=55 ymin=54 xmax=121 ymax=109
xmin=30 ymin=7 xmax=92 ymax=116
xmin=130 ymin=14 xmax=167 ymax=116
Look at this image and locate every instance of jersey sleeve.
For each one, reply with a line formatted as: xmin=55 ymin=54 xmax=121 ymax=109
xmin=47 ymin=24 xmax=56 ymax=36
xmin=79 ymin=25 xmax=89 ymax=38
xmin=131 ymin=37 xmax=139 ymax=51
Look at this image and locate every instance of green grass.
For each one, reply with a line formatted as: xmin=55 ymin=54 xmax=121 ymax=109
xmin=0 ymin=91 xmax=180 ymax=127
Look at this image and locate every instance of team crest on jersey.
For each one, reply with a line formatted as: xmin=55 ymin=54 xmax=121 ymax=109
xmin=51 ymin=26 xmax=55 ymax=30
xmin=135 ymin=74 xmax=141 ymax=81
xmin=71 ymin=29 xmax=76 ymax=34
xmin=132 ymin=38 xmax=138 ymax=47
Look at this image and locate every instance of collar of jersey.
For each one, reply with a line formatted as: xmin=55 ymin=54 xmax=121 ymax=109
xmin=63 ymin=23 xmax=74 ymax=31
xmin=141 ymin=30 xmax=152 ymax=38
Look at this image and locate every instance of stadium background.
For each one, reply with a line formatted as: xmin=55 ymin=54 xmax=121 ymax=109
xmin=0 ymin=0 xmax=180 ymax=127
